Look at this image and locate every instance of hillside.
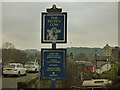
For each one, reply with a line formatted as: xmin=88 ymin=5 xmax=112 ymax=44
xmin=67 ymin=47 xmax=102 ymax=58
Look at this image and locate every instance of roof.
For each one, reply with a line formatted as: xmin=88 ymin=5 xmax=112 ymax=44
xmin=84 ymin=63 xmax=94 ymax=66
xmin=96 ymin=60 xmax=107 ymax=61
xmin=103 ymin=44 xmax=111 ymax=49
xmin=82 ymin=79 xmax=111 ymax=86
xmin=75 ymin=61 xmax=91 ymax=64
xmin=26 ymin=62 xmax=37 ymax=63
xmin=7 ymin=63 xmax=22 ymax=65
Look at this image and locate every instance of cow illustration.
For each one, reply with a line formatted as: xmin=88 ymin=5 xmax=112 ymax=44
xmin=46 ymin=27 xmax=61 ymax=40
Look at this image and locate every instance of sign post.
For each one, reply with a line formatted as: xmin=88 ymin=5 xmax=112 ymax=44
xmin=51 ymin=41 xmax=56 ymax=88
xmin=51 ymin=78 xmax=56 ymax=88
xmin=40 ymin=4 xmax=67 ymax=88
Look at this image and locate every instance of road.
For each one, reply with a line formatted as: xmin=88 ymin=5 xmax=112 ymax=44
xmin=2 ymin=72 xmax=39 ymax=88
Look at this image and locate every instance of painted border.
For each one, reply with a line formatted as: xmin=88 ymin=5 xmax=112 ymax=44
xmin=41 ymin=12 xmax=67 ymax=43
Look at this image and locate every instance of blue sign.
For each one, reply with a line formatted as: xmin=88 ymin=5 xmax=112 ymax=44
xmin=40 ymin=49 xmax=67 ymax=80
xmin=41 ymin=12 xmax=67 ymax=43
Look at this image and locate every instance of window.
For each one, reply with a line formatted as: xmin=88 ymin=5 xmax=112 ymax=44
xmin=17 ymin=65 xmax=22 ymax=68
xmin=94 ymin=81 xmax=104 ymax=83
xmin=20 ymin=64 xmax=23 ymax=68
xmin=5 ymin=65 xmax=15 ymax=68
xmin=17 ymin=65 xmax=20 ymax=68
xmin=35 ymin=63 xmax=38 ymax=65
xmin=25 ymin=63 xmax=34 ymax=65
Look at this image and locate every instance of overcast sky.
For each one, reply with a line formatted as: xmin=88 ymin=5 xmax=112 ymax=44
xmin=2 ymin=2 xmax=118 ymax=50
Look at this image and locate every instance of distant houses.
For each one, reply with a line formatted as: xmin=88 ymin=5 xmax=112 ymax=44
xmin=102 ymin=44 xmax=111 ymax=57
xmin=111 ymin=46 xmax=119 ymax=62
xmin=96 ymin=64 xmax=111 ymax=74
xmin=75 ymin=61 xmax=95 ymax=72
xmin=67 ymin=47 xmax=102 ymax=58
xmin=67 ymin=44 xmax=120 ymax=74
xmin=96 ymin=44 xmax=120 ymax=69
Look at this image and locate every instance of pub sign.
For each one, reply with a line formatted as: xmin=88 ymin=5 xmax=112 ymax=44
xmin=41 ymin=12 xmax=67 ymax=43
xmin=40 ymin=49 xmax=67 ymax=80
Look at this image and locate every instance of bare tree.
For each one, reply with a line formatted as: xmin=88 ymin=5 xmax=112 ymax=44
xmin=74 ymin=53 xmax=88 ymax=61
xmin=2 ymin=42 xmax=15 ymax=49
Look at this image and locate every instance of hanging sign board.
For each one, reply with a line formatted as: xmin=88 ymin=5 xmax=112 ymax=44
xmin=41 ymin=12 xmax=67 ymax=43
xmin=40 ymin=49 xmax=67 ymax=80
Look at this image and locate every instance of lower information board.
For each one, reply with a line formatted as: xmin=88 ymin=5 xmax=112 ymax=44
xmin=40 ymin=49 xmax=67 ymax=80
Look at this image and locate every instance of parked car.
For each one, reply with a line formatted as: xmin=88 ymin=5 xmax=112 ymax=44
xmin=24 ymin=62 xmax=39 ymax=72
xmin=82 ymin=79 xmax=112 ymax=88
xmin=3 ymin=63 xmax=27 ymax=77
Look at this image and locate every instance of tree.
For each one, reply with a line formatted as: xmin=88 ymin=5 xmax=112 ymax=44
xmin=2 ymin=42 xmax=15 ymax=49
xmin=2 ymin=49 xmax=27 ymax=66
xmin=56 ymin=55 xmax=82 ymax=88
xmin=74 ymin=53 xmax=88 ymax=61
xmin=39 ymin=55 xmax=82 ymax=88
xmin=102 ymin=62 xmax=120 ymax=89
xmin=110 ymin=62 xmax=120 ymax=88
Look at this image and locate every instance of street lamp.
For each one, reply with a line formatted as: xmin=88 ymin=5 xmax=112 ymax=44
xmin=94 ymin=50 xmax=97 ymax=70
xmin=107 ymin=59 xmax=109 ymax=71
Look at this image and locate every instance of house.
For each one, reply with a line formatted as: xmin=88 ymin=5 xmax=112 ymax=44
xmin=111 ymin=47 xmax=119 ymax=62
xmin=96 ymin=63 xmax=111 ymax=74
xmin=102 ymin=44 xmax=112 ymax=57
xmin=84 ymin=63 xmax=95 ymax=72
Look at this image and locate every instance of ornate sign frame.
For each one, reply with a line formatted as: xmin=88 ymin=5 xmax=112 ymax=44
xmin=41 ymin=12 xmax=67 ymax=43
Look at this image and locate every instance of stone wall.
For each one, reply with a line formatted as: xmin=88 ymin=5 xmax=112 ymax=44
xmin=17 ymin=75 xmax=39 ymax=89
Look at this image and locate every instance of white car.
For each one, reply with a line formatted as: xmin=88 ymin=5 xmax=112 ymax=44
xmin=24 ymin=62 xmax=39 ymax=72
xmin=82 ymin=79 xmax=112 ymax=88
xmin=3 ymin=63 xmax=27 ymax=77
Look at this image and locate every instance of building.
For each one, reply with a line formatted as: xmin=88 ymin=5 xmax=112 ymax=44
xmin=102 ymin=44 xmax=112 ymax=57
xmin=118 ymin=48 xmax=120 ymax=62
xmin=100 ymin=44 xmax=112 ymax=64
xmin=84 ymin=63 xmax=95 ymax=72
xmin=96 ymin=59 xmax=107 ymax=68
xmin=96 ymin=63 xmax=111 ymax=74
xmin=75 ymin=61 xmax=91 ymax=64
xmin=96 ymin=55 xmax=110 ymax=68
xmin=111 ymin=47 xmax=119 ymax=62
xmin=76 ymin=61 xmax=95 ymax=72
xmin=95 ymin=44 xmax=119 ymax=72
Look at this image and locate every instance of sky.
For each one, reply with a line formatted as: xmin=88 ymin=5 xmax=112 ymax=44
xmin=1 ymin=1 xmax=119 ymax=50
